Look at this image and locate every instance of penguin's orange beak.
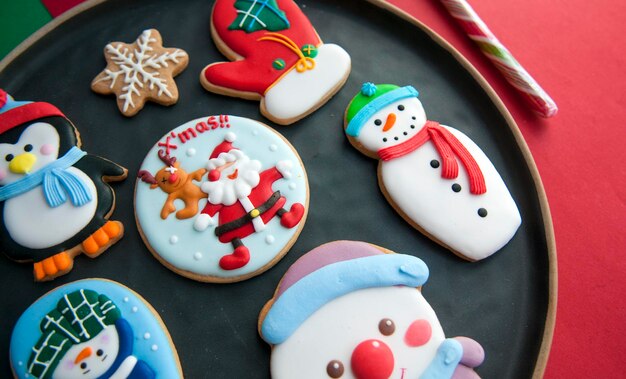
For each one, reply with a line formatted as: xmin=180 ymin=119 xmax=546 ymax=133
xmin=382 ymin=113 xmax=397 ymax=132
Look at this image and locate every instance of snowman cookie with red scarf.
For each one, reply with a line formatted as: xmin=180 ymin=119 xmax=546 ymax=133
xmin=200 ymin=0 xmax=351 ymax=125
xmin=135 ymin=115 xmax=308 ymax=282
xmin=344 ymin=83 xmax=521 ymax=261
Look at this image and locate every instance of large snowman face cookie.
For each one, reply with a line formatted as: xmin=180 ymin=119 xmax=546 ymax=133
xmin=344 ymin=83 xmax=521 ymax=261
xmin=259 ymin=241 xmax=485 ymax=379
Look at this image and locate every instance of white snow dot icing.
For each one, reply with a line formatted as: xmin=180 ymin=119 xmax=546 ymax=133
xmin=194 ymin=252 xmax=203 ymax=260
xmin=289 ymin=183 xmax=296 ymax=190
xmin=266 ymin=235 xmax=275 ymax=244
xmin=132 ymin=306 xmax=138 ymax=313
xmin=186 ymin=148 xmax=196 ymax=157
xmin=123 ymin=297 xmax=129 ymax=303
xmin=269 ymin=144 xmax=278 ymax=152
xmin=144 ymin=332 xmax=151 ymax=340
xmin=18 ymin=361 xmax=22 ymax=366
xmin=252 ymin=129 xmax=259 ymax=136
xmin=151 ymin=344 xmax=159 ymax=351
xmin=170 ymin=235 xmax=179 ymax=244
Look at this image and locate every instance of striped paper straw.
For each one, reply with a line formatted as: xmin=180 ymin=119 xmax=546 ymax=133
xmin=441 ymin=0 xmax=558 ymax=117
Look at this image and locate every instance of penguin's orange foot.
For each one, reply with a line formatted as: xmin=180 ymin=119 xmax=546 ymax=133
xmin=82 ymin=221 xmax=124 ymax=257
xmin=33 ymin=252 xmax=73 ymax=282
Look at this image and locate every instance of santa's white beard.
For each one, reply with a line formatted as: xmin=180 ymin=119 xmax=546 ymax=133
xmin=202 ymin=156 xmax=262 ymax=206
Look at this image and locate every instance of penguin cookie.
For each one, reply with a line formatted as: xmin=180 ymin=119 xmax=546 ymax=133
xmin=0 ymin=90 xmax=127 ymax=281
xmin=259 ymin=241 xmax=485 ymax=379
xmin=200 ymin=0 xmax=351 ymax=125
xmin=344 ymin=83 xmax=521 ymax=261
xmin=10 ymin=279 xmax=183 ymax=378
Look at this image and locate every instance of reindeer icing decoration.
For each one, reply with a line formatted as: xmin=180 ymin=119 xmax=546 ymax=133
xmin=137 ymin=151 xmax=206 ymax=220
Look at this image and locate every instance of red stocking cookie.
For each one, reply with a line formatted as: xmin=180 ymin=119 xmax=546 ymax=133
xmin=201 ymin=0 xmax=351 ymax=125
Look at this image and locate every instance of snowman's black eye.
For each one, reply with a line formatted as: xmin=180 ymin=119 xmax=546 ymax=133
xmin=397 ymin=104 xmax=405 ymax=111
xmin=326 ymin=360 xmax=344 ymax=378
xmin=80 ymin=362 xmax=87 ymax=369
xmin=379 ymin=318 xmax=396 ymax=336
xmin=24 ymin=144 xmax=33 ymax=152
xmin=96 ymin=349 xmax=104 ymax=357
xmin=374 ymin=119 xmax=382 ymax=126
xmin=5 ymin=154 xmax=13 ymax=162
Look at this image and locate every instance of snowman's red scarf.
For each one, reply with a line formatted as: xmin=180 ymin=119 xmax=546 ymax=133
xmin=377 ymin=121 xmax=487 ymax=195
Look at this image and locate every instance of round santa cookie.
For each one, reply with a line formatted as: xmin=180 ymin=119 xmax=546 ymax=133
xmin=200 ymin=0 xmax=351 ymax=125
xmin=135 ymin=115 xmax=308 ymax=282
xmin=0 ymin=89 xmax=127 ymax=282
xmin=344 ymin=83 xmax=522 ymax=261
xmin=259 ymin=241 xmax=485 ymax=379
xmin=10 ymin=278 xmax=183 ymax=379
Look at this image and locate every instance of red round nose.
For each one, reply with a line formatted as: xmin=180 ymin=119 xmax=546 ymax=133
xmin=168 ymin=173 xmax=179 ymax=183
xmin=208 ymin=169 xmax=221 ymax=182
xmin=351 ymin=339 xmax=394 ymax=379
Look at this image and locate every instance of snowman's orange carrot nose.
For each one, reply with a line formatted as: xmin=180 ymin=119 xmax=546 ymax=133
xmin=75 ymin=347 xmax=92 ymax=363
xmin=382 ymin=113 xmax=396 ymax=132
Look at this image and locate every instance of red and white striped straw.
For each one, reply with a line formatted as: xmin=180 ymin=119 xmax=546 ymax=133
xmin=440 ymin=0 xmax=558 ymax=117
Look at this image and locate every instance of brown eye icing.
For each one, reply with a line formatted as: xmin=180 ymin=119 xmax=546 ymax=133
xmin=378 ymin=318 xmax=396 ymax=336
xmin=326 ymin=359 xmax=344 ymax=378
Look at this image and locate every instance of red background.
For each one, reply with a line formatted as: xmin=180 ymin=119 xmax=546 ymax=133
xmin=32 ymin=0 xmax=626 ymax=376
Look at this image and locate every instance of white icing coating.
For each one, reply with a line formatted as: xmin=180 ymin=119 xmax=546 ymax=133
xmin=270 ymin=286 xmax=445 ymax=379
xmin=265 ymin=235 xmax=275 ymax=244
xmin=263 ymin=44 xmax=351 ymax=121
xmin=0 ymin=123 xmax=60 ymax=186
xmin=288 ymin=182 xmax=296 ymax=190
xmin=135 ymin=116 xmax=308 ymax=280
xmin=193 ymin=252 xmax=203 ymax=261
xmin=186 ymin=148 xmax=196 ymax=157
xmin=353 ymin=98 xmax=520 ymax=260
xmin=144 ymin=333 xmax=151 ymax=340
xmin=51 ymin=325 xmax=120 ymax=379
xmin=151 ymin=345 xmax=158 ymax=352
xmin=169 ymin=235 xmax=179 ymax=244
xmin=131 ymin=307 xmax=138 ymax=313
xmin=269 ymin=144 xmax=277 ymax=152
xmin=4 ymin=166 xmax=98 ymax=249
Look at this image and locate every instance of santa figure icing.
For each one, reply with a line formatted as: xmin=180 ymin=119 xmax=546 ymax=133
xmin=194 ymin=132 xmax=305 ymax=270
xmin=200 ymin=0 xmax=351 ymax=125
xmin=344 ymin=83 xmax=521 ymax=261
xmin=260 ymin=241 xmax=485 ymax=379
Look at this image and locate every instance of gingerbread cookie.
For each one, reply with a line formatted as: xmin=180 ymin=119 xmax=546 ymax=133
xmin=200 ymin=0 xmax=351 ymax=125
xmin=91 ymin=29 xmax=189 ymax=117
xmin=259 ymin=241 xmax=485 ymax=378
xmin=0 ymin=90 xmax=127 ymax=281
xmin=135 ymin=115 xmax=308 ymax=282
xmin=10 ymin=278 xmax=183 ymax=378
xmin=344 ymin=83 xmax=522 ymax=261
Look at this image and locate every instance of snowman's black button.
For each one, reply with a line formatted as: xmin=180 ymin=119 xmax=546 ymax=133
xmin=382 ymin=137 xmax=387 ymax=142
xmin=412 ymin=116 xmax=417 ymax=120
xmin=478 ymin=208 xmax=488 ymax=217
xmin=394 ymin=136 xmax=399 ymax=141
xmin=410 ymin=125 xmax=416 ymax=129
xmin=430 ymin=160 xmax=440 ymax=168
xmin=452 ymin=183 xmax=461 ymax=192
xmin=403 ymin=131 xmax=408 ymax=136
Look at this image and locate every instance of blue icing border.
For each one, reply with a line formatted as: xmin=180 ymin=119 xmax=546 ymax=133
xmin=10 ymin=279 xmax=181 ymax=378
xmin=134 ymin=116 xmax=308 ymax=279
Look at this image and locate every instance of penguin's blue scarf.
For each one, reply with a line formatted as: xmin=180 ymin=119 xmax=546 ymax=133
xmin=0 ymin=146 xmax=92 ymax=207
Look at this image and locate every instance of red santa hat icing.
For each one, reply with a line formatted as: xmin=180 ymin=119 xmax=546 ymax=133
xmin=207 ymin=132 xmax=247 ymax=181
xmin=260 ymin=241 xmax=429 ymax=344
xmin=0 ymin=89 xmax=65 ymax=134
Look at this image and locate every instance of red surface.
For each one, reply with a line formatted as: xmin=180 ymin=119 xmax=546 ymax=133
xmin=40 ymin=0 xmax=626 ymax=376
xmin=387 ymin=0 xmax=626 ymax=377
xmin=41 ymin=0 xmax=85 ymax=17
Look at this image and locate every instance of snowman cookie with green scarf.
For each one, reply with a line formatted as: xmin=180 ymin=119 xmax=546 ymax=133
xmin=344 ymin=83 xmax=521 ymax=261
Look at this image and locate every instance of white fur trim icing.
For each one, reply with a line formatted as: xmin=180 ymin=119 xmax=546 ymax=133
xmin=264 ymin=44 xmax=351 ymax=121
xmin=224 ymin=132 xmax=236 ymax=142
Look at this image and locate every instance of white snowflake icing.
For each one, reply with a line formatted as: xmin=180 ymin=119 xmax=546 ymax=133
xmin=94 ymin=30 xmax=186 ymax=112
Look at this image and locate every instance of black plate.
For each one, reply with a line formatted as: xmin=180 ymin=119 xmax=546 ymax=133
xmin=0 ymin=0 xmax=553 ymax=378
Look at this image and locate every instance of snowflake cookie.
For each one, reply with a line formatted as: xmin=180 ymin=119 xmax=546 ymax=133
xmin=91 ymin=29 xmax=189 ymax=117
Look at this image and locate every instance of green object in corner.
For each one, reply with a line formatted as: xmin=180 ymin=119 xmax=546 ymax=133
xmin=0 ymin=0 xmax=52 ymax=60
